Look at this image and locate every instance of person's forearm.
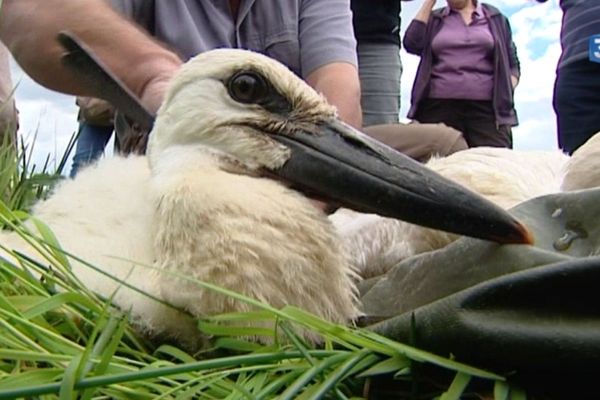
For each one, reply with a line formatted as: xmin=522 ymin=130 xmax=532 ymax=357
xmin=0 ymin=0 xmax=182 ymax=112
xmin=306 ymin=63 xmax=362 ymax=129
xmin=414 ymin=0 xmax=437 ymax=23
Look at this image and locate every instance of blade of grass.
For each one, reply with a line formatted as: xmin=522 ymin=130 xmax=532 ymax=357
xmin=254 ymin=369 xmax=304 ymax=400
xmin=308 ymin=349 xmax=371 ymax=399
xmin=440 ymin=372 xmax=472 ymax=400
xmin=0 ymin=350 xmax=340 ymax=398
xmin=21 ymin=291 xmax=100 ymax=319
xmin=198 ymin=321 xmax=276 ymax=338
xmin=509 ymin=386 xmax=527 ymax=400
xmin=80 ymin=314 xmax=129 ymax=400
xmin=59 ymin=353 xmax=84 ymax=400
xmin=153 ymin=345 xmax=197 ymax=364
xmin=279 ymin=321 xmax=315 ymax=366
xmin=494 ymin=380 xmax=510 ymax=400
xmin=278 ymin=352 xmax=350 ymax=400
xmin=356 ymin=354 xmax=409 ymax=378
xmin=213 ymin=338 xmax=265 ymax=353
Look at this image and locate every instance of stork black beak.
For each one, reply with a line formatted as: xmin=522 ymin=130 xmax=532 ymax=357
xmin=268 ymin=119 xmax=533 ymax=245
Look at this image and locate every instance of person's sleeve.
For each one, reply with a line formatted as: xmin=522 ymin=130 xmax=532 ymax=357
xmin=403 ymin=19 xmax=428 ymax=55
xmin=298 ymin=0 xmax=357 ymax=78
xmin=107 ymin=0 xmax=154 ymax=30
xmin=504 ymin=16 xmax=520 ymax=79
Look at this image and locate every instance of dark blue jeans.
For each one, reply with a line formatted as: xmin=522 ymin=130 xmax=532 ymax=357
xmin=554 ymin=59 xmax=600 ymax=154
xmin=69 ymin=122 xmax=113 ymax=178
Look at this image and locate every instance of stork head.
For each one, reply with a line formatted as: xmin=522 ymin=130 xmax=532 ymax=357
xmin=147 ymin=49 xmax=532 ymax=245
xmin=147 ymin=49 xmax=335 ymax=171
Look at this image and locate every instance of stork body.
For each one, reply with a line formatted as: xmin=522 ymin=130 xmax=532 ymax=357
xmin=561 ymin=131 xmax=600 ymax=191
xmin=2 ymin=153 xmax=357 ymax=348
xmin=1 ymin=49 xmax=530 ymax=348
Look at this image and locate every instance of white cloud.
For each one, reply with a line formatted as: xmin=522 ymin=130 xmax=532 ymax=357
xmin=512 ymin=114 xmax=557 ymax=149
xmin=18 ymin=99 xmax=78 ymax=170
xmin=514 ymin=42 xmax=560 ymax=103
xmin=10 ymin=57 xmax=79 ymax=172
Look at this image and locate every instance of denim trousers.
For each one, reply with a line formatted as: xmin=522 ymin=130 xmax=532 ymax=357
xmin=69 ymin=122 xmax=113 ymax=178
xmin=357 ymin=42 xmax=402 ymax=127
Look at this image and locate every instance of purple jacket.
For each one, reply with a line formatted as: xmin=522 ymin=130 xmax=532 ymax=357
xmin=403 ymin=3 xmax=520 ymax=126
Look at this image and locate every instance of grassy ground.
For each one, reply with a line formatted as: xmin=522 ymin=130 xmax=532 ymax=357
xmin=0 ymin=137 xmax=525 ymax=399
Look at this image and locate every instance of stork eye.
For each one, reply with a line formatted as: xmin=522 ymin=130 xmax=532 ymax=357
xmin=227 ymin=72 xmax=269 ymax=104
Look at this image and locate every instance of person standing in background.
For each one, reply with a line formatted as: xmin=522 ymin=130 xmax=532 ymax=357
xmin=0 ymin=42 xmax=18 ymax=146
xmin=351 ymin=0 xmax=408 ymax=126
xmin=404 ymin=0 xmax=519 ymax=148
xmin=553 ymin=0 xmax=600 ymax=154
xmin=351 ymin=0 xmax=470 ymax=161
xmin=70 ymin=97 xmax=114 ymax=177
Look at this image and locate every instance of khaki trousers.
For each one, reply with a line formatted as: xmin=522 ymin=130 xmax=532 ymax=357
xmin=362 ymin=122 xmax=468 ymax=162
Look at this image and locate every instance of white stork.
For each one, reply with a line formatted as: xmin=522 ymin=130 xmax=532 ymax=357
xmin=0 ymin=49 xmax=530 ymax=349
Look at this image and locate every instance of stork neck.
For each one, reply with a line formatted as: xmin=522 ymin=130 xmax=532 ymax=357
xmin=149 ymin=144 xmax=223 ymax=177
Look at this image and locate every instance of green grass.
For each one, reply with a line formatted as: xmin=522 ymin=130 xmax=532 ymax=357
xmin=0 ymin=136 xmax=527 ymax=399
xmin=0 ymin=129 xmax=75 ymax=217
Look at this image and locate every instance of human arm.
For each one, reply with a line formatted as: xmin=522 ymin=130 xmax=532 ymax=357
xmin=403 ymin=0 xmax=437 ymax=55
xmin=305 ymin=62 xmax=362 ymax=128
xmin=508 ymin=40 xmax=520 ymax=89
xmin=505 ymin=16 xmax=520 ymax=90
xmin=414 ymin=0 xmax=437 ymax=23
xmin=0 ymin=0 xmax=182 ymax=113
xmin=299 ymin=0 xmax=362 ymax=128
xmin=511 ymin=75 xmax=519 ymax=89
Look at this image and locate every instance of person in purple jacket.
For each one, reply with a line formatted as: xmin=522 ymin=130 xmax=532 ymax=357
xmin=403 ymin=0 xmax=520 ymax=148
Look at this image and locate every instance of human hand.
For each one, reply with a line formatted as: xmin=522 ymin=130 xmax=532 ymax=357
xmin=511 ymin=75 xmax=519 ymax=90
xmin=414 ymin=0 xmax=437 ymax=22
xmin=124 ymin=49 xmax=182 ymax=114
xmin=139 ymin=65 xmax=180 ymax=114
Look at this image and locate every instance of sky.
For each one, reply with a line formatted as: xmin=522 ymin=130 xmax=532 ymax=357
xmin=9 ymin=0 xmax=562 ymax=172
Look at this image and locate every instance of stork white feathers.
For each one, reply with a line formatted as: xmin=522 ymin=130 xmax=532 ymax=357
xmin=561 ymin=131 xmax=600 ymax=191
xmin=332 ymin=146 xmax=571 ymax=277
xmin=0 ymin=50 xmax=359 ymax=348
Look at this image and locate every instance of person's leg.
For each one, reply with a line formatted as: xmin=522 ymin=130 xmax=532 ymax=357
xmin=554 ymin=60 xmax=600 ymax=154
xmin=69 ymin=122 xmax=113 ymax=178
xmin=413 ymin=98 xmax=466 ymax=137
xmin=357 ymin=42 xmax=401 ymax=126
xmin=362 ymin=122 xmax=467 ymax=162
xmin=463 ymin=100 xmax=512 ymax=148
